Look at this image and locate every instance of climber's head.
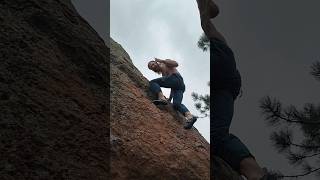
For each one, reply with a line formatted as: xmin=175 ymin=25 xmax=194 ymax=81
xmin=148 ymin=61 xmax=161 ymax=73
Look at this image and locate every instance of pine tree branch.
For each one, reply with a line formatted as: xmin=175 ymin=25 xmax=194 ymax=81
xmin=280 ymin=167 xmax=320 ymax=178
xmin=277 ymin=115 xmax=320 ymax=125
xmin=301 ymin=152 xmax=320 ymax=159
xmin=272 ymin=110 xmax=319 ymax=125
xmin=290 ymin=142 xmax=320 ymax=149
xmin=311 ymin=61 xmax=320 ymax=81
xmin=286 ymin=112 xmax=318 ymax=126
xmin=260 ymin=96 xmax=320 ymax=125
xmin=289 ymin=152 xmax=320 ymax=163
xmin=197 ymin=33 xmax=210 ymax=52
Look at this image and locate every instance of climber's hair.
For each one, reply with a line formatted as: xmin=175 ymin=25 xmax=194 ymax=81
xmin=147 ymin=61 xmax=154 ymax=70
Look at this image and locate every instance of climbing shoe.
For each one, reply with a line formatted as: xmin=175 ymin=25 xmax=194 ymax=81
xmin=152 ymin=99 xmax=168 ymax=105
xmin=184 ymin=116 xmax=198 ymax=129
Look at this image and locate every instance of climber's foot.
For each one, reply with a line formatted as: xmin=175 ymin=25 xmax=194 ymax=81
xmin=152 ymin=99 xmax=168 ymax=105
xmin=184 ymin=116 xmax=198 ymax=129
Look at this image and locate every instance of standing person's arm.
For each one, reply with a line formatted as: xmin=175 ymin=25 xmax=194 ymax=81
xmin=196 ymin=0 xmax=219 ymax=18
xmin=196 ymin=0 xmax=227 ymax=43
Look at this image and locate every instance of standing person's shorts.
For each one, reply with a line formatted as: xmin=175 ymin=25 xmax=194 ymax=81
xmin=210 ymin=38 xmax=241 ymax=99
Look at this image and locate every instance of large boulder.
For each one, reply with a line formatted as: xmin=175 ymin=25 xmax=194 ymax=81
xmin=0 ymin=0 xmax=108 ymax=179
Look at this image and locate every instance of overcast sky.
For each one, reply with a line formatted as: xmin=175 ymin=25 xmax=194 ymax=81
xmin=71 ymin=0 xmax=109 ymax=42
xmin=110 ymin=0 xmax=211 ymax=141
xmin=110 ymin=0 xmax=211 ymax=143
xmin=73 ymin=0 xmax=320 ymax=179
xmin=212 ymin=1 xmax=320 ymax=179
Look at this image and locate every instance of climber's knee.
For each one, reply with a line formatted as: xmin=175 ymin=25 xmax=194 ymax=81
xmin=149 ymin=80 xmax=156 ymax=87
xmin=149 ymin=80 xmax=161 ymax=94
xmin=149 ymin=79 xmax=156 ymax=84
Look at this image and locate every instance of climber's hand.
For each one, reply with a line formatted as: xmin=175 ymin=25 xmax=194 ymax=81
xmin=154 ymin=58 xmax=164 ymax=63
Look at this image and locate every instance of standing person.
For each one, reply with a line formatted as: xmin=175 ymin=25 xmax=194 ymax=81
xmin=148 ymin=58 xmax=198 ymax=129
xmin=196 ymin=0 xmax=270 ymax=179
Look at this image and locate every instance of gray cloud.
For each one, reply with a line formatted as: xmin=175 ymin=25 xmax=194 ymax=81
xmin=71 ymin=0 xmax=109 ymax=41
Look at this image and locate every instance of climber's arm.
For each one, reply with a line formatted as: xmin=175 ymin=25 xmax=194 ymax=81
xmin=155 ymin=58 xmax=178 ymax=67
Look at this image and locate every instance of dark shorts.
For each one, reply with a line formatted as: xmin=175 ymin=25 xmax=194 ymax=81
xmin=210 ymin=38 xmax=241 ymax=99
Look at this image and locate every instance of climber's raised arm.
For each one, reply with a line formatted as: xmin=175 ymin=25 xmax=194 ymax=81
xmin=155 ymin=58 xmax=178 ymax=67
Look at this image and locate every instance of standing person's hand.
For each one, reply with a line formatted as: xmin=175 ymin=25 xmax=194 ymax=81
xmin=208 ymin=0 xmax=220 ymax=18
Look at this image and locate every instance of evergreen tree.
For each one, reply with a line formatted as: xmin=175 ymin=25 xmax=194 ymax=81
xmin=192 ymin=33 xmax=210 ymax=116
xmin=197 ymin=33 xmax=210 ymax=52
xmin=260 ymin=62 xmax=320 ymax=179
xmin=191 ymin=82 xmax=210 ymax=117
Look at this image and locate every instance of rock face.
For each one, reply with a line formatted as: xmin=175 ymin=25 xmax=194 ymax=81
xmin=0 ymin=0 xmax=108 ymax=179
xmin=110 ymin=38 xmax=244 ymax=180
xmin=110 ymin=38 xmax=210 ymax=179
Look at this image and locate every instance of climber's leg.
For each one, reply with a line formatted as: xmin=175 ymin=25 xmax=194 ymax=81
xmin=171 ymin=90 xmax=188 ymax=113
xmin=150 ymin=76 xmax=180 ymax=90
xmin=170 ymin=89 xmax=198 ymax=129
xmin=149 ymin=78 xmax=164 ymax=97
xmin=149 ymin=76 xmax=178 ymax=102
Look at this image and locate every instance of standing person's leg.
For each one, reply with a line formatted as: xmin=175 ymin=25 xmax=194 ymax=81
xmin=211 ymin=38 xmax=264 ymax=179
xmin=211 ymin=89 xmax=254 ymax=171
xmin=212 ymin=89 xmax=264 ymax=180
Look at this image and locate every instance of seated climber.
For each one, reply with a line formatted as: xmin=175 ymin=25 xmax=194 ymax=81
xmin=148 ymin=58 xmax=197 ymax=129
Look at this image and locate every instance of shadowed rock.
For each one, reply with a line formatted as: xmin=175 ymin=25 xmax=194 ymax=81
xmin=0 ymin=0 xmax=109 ymax=179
